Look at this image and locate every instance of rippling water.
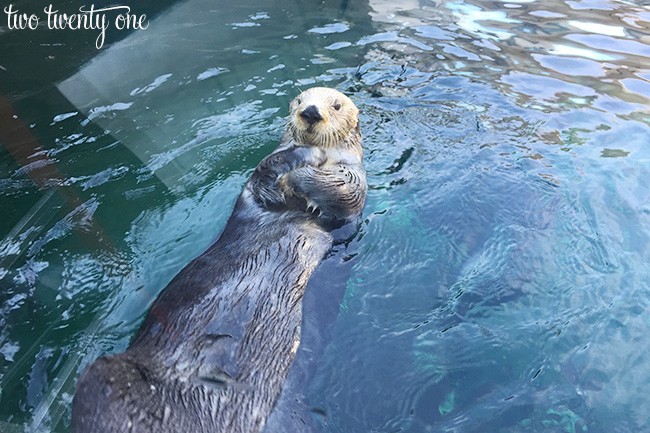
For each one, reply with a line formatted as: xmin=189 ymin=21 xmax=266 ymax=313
xmin=1 ymin=0 xmax=650 ymax=431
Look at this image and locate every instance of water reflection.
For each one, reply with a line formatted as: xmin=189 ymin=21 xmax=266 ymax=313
xmin=1 ymin=0 xmax=650 ymax=431
xmin=369 ymin=0 xmax=650 ymax=116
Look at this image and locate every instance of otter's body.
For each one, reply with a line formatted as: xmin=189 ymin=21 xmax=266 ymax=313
xmin=71 ymin=88 xmax=366 ymax=433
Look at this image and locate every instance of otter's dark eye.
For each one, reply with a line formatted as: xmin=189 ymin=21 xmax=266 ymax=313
xmin=334 ymin=102 xmax=341 ymax=110
xmin=296 ymin=98 xmax=302 ymax=105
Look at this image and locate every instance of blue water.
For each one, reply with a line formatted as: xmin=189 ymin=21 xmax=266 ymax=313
xmin=1 ymin=0 xmax=650 ymax=431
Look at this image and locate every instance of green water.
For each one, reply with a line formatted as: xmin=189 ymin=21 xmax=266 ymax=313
xmin=1 ymin=0 xmax=650 ymax=431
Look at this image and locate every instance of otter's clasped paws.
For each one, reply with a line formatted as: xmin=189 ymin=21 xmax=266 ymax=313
xmin=278 ymin=146 xmax=327 ymax=173
xmin=248 ymin=145 xmax=327 ymax=209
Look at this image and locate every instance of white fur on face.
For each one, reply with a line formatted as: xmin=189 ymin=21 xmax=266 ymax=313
xmin=288 ymin=87 xmax=359 ymax=148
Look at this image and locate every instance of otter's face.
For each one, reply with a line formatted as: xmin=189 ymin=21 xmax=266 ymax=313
xmin=289 ymin=87 xmax=359 ymax=148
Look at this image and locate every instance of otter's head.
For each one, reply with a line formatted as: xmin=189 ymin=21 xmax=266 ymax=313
xmin=288 ymin=87 xmax=360 ymax=149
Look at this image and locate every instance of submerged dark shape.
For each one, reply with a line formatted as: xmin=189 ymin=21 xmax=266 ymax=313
xmin=71 ymin=87 xmax=366 ymax=433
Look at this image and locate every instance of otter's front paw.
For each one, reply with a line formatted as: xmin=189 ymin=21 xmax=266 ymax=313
xmin=276 ymin=174 xmax=319 ymax=214
xmin=252 ymin=183 xmax=287 ymax=208
xmin=249 ymin=146 xmax=327 ymax=210
xmin=280 ymin=146 xmax=327 ymax=174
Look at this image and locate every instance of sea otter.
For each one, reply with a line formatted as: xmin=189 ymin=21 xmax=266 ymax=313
xmin=71 ymin=87 xmax=366 ymax=433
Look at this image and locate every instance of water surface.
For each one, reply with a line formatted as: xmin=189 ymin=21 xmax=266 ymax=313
xmin=1 ymin=0 xmax=650 ymax=431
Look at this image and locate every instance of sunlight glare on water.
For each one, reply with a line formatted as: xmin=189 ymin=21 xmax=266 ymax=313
xmin=0 ymin=0 xmax=649 ymax=431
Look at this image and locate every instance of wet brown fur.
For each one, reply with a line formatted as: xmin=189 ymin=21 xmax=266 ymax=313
xmin=71 ymin=87 xmax=366 ymax=433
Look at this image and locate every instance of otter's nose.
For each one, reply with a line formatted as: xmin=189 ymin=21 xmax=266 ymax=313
xmin=300 ymin=105 xmax=322 ymax=125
